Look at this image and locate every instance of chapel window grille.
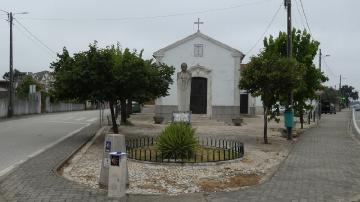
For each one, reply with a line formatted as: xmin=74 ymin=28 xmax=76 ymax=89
xmin=194 ymin=44 xmax=203 ymax=57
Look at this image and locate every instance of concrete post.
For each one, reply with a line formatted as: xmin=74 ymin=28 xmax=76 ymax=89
xmin=99 ymin=133 xmax=128 ymax=188
xmin=108 ymin=152 xmax=127 ymax=199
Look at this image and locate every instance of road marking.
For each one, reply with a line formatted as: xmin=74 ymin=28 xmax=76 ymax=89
xmin=353 ymin=109 xmax=360 ymax=135
xmin=0 ymin=123 xmax=91 ymax=179
xmin=86 ymin=117 xmax=98 ymax=122
xmin=44 ymin=121 xmax=89 ymax=125
xmin=75 ymin=117 xmax=86 ymax=121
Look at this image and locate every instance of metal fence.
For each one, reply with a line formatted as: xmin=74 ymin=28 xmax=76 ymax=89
xmin=125 ymin=136 xmax=244 ymax=163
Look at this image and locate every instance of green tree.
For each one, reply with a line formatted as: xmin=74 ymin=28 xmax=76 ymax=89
xmin=263 ymin=29 xmax=327 ymax=128
xmin=322 ymin=86 xmax=339 ymax=104
xmin=16 ymin=75 xmax=44 ymax=98
xmin=51 ymin=42 xmax=174 ymax=133
xmin=240 ymin=54 xmax=300 ymax=144
xmin=340 ymin=85 xmax=358 ymax=106
xmin=3 ymin=69 xmax=26 ymax=81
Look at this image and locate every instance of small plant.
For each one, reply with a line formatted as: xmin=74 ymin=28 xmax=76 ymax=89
xmin=156 ymin=122 xmax=198 ymax=159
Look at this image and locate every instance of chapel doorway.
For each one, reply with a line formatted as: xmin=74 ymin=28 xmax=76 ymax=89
xmin=190 ymin=77 xmax=207 ymax=114
xmin=240 ymin=94 xmax=249 ymax=114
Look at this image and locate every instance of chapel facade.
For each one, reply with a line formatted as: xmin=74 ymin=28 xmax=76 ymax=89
xmin=153 ymin=31 xmax=256 ymax=122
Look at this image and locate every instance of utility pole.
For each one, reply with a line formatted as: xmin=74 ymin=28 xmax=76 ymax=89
xmin=1 ymin=10 xmax=28 ymax=118
xmin=339 ymin=74 xmax=342 ymax=111
xmin=319 ymin=49 xmax=322 ymax=71
xmin=7 ymin=12 xmax=14 ymax=118
xmin=285 ymin=0 xmax=293 ymax=140
xmin=339 ymin=75 xmax=342 ymax=91
xmin=286 ymin=0 xmax=292 ymax=58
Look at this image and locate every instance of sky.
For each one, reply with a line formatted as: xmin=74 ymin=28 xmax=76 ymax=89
xmin=0 ymin=0 xmax=359 ymax=90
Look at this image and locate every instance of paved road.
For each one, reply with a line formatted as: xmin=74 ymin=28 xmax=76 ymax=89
xmin=0 ymin=110 xmax=100 ymax=177
xmin=1 ymin=110 xmax=360 ymax=201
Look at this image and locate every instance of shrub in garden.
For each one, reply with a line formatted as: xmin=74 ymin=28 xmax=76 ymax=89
xmin=156 ymin=122 xmax=198 ymax=159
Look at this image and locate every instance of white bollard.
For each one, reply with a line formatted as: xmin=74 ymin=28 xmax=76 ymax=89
xmin=108 ymin=152 xmax=127 ymax=198
xmin=99 ymin=134 xmax=128 ymax=188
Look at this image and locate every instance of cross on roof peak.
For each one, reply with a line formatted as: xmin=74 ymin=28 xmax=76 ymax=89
xmin=194 ymin=18 xmax=204 ymax=32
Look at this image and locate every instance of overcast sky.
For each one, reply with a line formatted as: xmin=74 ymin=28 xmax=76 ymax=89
xmin=0 ymin=0 xmax=359 ymax=90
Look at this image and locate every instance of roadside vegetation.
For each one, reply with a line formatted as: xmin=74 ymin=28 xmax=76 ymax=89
xmin=50 ymin=42 xmax=174 ymax=133
xmin=239 ymin=29 xmax=327 ymax=144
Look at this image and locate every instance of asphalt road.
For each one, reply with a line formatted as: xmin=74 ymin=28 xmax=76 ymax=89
xmin=0 ymin=110 xmax=100 ymax=177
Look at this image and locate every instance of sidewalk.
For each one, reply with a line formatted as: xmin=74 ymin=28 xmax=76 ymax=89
xmin=0 ymin=110 xmax=359 ymax=201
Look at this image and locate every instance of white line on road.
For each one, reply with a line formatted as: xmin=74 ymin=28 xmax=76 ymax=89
xmin=353 ymin=109 xmax=360 ymax=134
xmin=86 ymin=117 xmax=98 ymax=122
xmin=75 ymin=117 xmax=87 ymax=121
xmin=44 ymin=121 xmax=89 ymax=125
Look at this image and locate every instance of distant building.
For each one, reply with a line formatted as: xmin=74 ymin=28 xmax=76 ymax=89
xmin=28 ymin=71 xmax=54 ymax=92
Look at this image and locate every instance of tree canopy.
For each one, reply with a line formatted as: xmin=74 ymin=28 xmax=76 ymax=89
xmin=263 ymin=29 xmax=327 ymax=128
xmin=50 ymin=42 xmax=174 ymax=133
xmin=340 ymin=85 xmax=358 ymax=106
xmin=240 ymin=53 xmax=300 ymax=144
xmin=16 ymin=75 xmax=44 ymax=98
xmin=240 ymin=29 xmax=327 ymax=143
xmin=3 ymin=69 xmax=26 ymax=81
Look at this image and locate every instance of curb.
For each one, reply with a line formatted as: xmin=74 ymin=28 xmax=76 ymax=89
xmin=0 ymin=123 xmax=91 ymax=181
xmin=59 ymin=126 xmax=109 ymax=181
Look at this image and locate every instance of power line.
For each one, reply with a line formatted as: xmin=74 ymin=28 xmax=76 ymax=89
xmin=299 ymin=0 xmax=312 ymax=35
xmin=245 ymin=3 xmax=282 ymax=56
xmin=293 ymin=0 xmax=306 ymax=30
xmin=323 ymin=59 xmax=337 ymax=78
xmin=13 ymin=18 xmax=57 ymax=55
xmin=13 ymin=23 xmax=56 ymax=57
xmin=18 ymin=0 xmax=275 ymax=22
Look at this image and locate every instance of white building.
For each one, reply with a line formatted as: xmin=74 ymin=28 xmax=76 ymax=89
xmin=153 ymin=31 xmax=257 ymax=122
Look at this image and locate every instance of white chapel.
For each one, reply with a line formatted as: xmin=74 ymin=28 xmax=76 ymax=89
xmin=153 ymin=28 xmax=257 ymax=122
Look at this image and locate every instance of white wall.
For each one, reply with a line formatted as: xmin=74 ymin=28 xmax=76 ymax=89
xmin=0 ymin=98 xmax=7 ymax=117
xmin=0 ymin=93 xmax=41 ymax=118
xmin=0 ymin=95 xmax=85 ymax=118
xmin=156 ymin=36 xmax=240 ymax=106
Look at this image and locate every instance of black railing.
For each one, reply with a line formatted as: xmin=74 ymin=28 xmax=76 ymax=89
xmin=125 ymin=136 xmax=244 ymax=163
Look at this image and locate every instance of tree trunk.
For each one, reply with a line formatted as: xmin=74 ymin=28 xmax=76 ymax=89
xmin=127 ymin=98 xmax=133 ymax=118
xmin=308 ymin=110 xmax=311 ymax=124
xmin=300 ymin=111 xmax=304 ymax=129
xmin=263 ymin=107 xmax=268 ymax=144
xmin=120 ymin=98 xmax=127 ymax=124
xmin=115 ymin=101 xmax=120 ymax=119
xmin=109 ymin=101 xmax=119 ymax=134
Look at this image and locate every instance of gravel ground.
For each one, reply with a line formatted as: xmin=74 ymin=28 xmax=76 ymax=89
xmin=61 ymin=106 xmax=315 ymax=195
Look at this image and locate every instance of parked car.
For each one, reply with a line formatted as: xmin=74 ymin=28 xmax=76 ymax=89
xmin=271 ymin=105 xmax=286 ymax=115
xmin=321 ymin=101 xmax=336 ymax=114
xmin=132 ymin=101 xmax=141 ymax=113
xmin=353 ymin=104 xmax=360 ymax=111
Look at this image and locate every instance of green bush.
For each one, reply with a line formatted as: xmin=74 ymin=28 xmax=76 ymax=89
xmin=156 ymin=122 xmax=198 ymax=159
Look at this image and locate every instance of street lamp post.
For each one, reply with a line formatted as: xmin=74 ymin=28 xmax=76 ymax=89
xmin=318 ymin=49 xmax=330 ymax=118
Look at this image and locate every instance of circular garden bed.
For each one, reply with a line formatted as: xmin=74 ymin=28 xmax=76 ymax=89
xmin=126 ymin=136 xmax=244 ymax=163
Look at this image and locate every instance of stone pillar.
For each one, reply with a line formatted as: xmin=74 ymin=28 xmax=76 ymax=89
xmin=108 ymin=152 xmax=127 ymax=199
xmin=99 ymin=134 xmax=128 ymax=188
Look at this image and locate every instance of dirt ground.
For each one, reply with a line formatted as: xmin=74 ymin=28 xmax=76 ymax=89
xmin=61 ymin=105 xmax=315 ymax=195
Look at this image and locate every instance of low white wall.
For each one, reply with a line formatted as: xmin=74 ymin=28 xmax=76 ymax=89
xmin=45 ymin=97 xmax=85 ymax=113
xmin=46 ymin=102 xmax=85 ymax=113
xmin=0 ymin=93 xmax=41 ymax=118
xmin=0 ymin=94 xmax=85 ymax=118
xmin=0 ymin=98 xmax=8 ymax=117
